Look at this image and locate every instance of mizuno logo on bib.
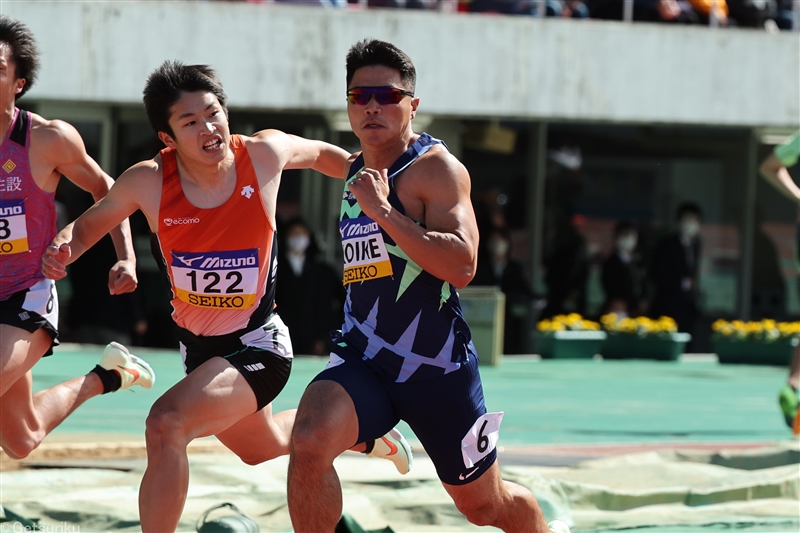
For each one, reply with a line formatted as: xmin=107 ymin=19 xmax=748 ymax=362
xmin=170 ymin=249 xmax=259 ymax=309
xmin=339 ymin=216 xmax=393 ymax=285
xmin=0 ymin=199 xmax=29 ymax=255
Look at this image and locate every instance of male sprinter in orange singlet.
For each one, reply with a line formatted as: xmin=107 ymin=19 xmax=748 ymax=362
xmin=42 ymin=61 xmax=411 ymax=532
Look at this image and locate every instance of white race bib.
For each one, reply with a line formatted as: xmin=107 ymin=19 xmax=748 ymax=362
xmin=0 ymin=199 xmax=29 ymax=255
xmin=461 ymin=411 xmax=504 ymax=468
xmin=339 ymin=216 xmax=393 ymax=285
xmin=170 ymin=248 xmax=259 ymax=310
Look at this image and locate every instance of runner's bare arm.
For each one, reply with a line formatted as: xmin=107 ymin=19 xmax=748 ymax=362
xmin=759 ymin=153 xmax=800 ymax=205
xmin=42 ymin=165 xmax=149 ymax=285
xmin=350 ymin=154 xmax=479 ymax=288
xmin=252 ymin=129 xmax=350 ymax=178
xmin=44 ymin=120 xmax=138 ymax=292
xmin=47 ymin=120 xmax=136 ymax=261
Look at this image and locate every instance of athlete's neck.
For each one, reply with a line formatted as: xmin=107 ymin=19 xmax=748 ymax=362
xmin=174 ymin=147 xmax=236 ymax=191
xmin=361 ymin=129 xmax=419 ymax=172
xmin=0 ymin=103 xmax=17 ymax=142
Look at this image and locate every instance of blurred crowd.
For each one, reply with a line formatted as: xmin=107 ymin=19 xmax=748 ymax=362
xmin=471 ymin=201 xmax=710 ymax=354
xmin=215 ymin=0 xmax=797 ymax=31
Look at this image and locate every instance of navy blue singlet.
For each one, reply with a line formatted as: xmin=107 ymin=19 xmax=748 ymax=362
xmin=334 ymin=133 xmax=475 ymax=383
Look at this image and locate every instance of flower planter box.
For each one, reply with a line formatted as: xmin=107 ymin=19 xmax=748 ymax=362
xmin=601 ymin=332 xmax=691 ymax=361
xmin=535 ymin=331 xmax=607 ymax=359
xmin=713 ymin=336 xmax=798 ymax=366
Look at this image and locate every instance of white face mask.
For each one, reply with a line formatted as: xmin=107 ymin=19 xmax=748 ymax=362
xmin=489 ymin=238 xmax=509 ymax=258
xmin=617 ymin=234 xmax=637 ymax=254
xmin=679 ymin=218 xmax=700 ymax=240
xmin=287 ymin=234 xmax=310 ymax=253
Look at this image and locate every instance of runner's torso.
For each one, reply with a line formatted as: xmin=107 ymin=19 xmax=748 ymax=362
xmin=0 ymin=109 xmax=57 ymax=301
xmin=153 ymin=134 xmax=278 ymax=337
xmin=336 ymin=133 xmax=474 ymax=382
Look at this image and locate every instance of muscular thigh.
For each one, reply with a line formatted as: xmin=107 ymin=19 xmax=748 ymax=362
xmin=0 ymin=325 xmax=51 ymax=397
xmin=390 ymin=356 xmax=499 ymax=486
xmin=0 ymin=370 xmax=40 ymax=443
xmin=152 ymin=356 xmax=260 ymax=440
xmin=308 ymin=347 xmax=397 ymax=446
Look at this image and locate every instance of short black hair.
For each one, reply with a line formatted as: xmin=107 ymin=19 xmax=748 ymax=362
xmin=0 ymin=16 xmax=40 ymax=100
xmin=346 ymin=39 xmax=416 ymax=94
xmin=142 ymin=61 xmax=228 ymax=138
xmin=676 ymin=202 xmax=702 ymax=221
xmin=614 ymin=220 xmax=636 ymax=237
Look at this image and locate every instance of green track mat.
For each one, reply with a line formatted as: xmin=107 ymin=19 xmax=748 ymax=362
xmin=33 ymin=345 xmax=791 ymax=445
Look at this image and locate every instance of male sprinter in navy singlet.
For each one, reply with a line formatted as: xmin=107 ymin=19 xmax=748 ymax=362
xmin=287 ymin=39 xmax=568 ymax=533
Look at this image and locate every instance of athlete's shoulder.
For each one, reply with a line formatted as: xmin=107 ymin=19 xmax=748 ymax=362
xmin=117 ymin=155 xmax=163 ymax=186
xmin=28 ymin=113 xmax=83 ymax=151
xmin=245 ymin=129 xmax=290 ymax=154
xmin=414 ymin=142 xmax=468 ymax=179
xmin=346 ymin=151 xmax=362 ymax=171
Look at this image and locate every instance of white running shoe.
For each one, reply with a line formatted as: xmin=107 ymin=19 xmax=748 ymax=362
xmin=548 ymin=520 xmax=571 ymax=533
xmin=99 ymin=342 xmax=155 ymax=390
xmin=367 ymin=427 xmax=413 ymax=475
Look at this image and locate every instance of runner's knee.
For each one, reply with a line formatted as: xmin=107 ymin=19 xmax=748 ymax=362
xmin=145 ymin=405 xmax=188 ymax=448
xmin=290 ymin=415 xmax=343 ymax=464
xmin=2 ymin=430 xmax=42 ymax=460
xmin=454 ymin=498 xmax=500 ymax=528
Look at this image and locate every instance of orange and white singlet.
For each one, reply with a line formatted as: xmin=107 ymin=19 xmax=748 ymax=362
xmin=153 ymin=135 xmax=277 ymax=337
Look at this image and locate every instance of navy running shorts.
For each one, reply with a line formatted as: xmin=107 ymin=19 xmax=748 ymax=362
xmin=311 ymin=344 xmax=499 ymax=486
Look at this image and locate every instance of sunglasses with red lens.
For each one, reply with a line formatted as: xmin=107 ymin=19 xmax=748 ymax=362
xmin=346 ymin=86 xmax=414 ymax=106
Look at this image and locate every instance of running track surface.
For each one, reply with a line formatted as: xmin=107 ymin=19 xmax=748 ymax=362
xmin=32 ymin=345 xmax=792 ymax=449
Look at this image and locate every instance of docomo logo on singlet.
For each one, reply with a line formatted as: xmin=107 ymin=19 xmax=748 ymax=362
xmin=163 ymin=217 xmax=201 ymax=227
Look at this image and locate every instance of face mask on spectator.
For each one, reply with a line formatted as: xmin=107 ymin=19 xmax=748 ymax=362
xmin=617 ymin=234 xmax=637 ymax=254
xmin=679 ymin=217 xmax=700 ymax=240
xmin=287 ymin=234 xmax=310 ymax=253
xmin=489 ymin=238 xmax=509 ymax=258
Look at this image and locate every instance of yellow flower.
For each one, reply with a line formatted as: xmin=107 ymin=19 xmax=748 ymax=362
xmin=538 ymin=314 xmax=600 ymax=333
xmin=712 ymin=319 xmax=800 ymax=341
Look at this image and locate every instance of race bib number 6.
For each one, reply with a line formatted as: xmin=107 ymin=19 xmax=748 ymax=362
xmin=170 ymin=249 xmax=259 ymax=310
xmin=0 ymin=199 xmax=29 ymax=255
xmin=461 ymin=411 xmax=504 ymax=469
xmin=339 ymin=216 xmax=393 ymax=285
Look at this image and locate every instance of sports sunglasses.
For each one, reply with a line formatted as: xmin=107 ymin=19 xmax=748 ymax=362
xmin=346 ymin=86 xmax=414 ymax=106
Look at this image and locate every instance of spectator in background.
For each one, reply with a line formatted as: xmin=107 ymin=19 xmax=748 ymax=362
xmin=649 ymin=203 xmax=702 ymax=344
xmin=774 ymin=0 xmax=795 ymax=29
xmin=350 ymin=0 xmax=439 ymax=8
xmin=470 ymin=0 xmax=589 ymax=18
xmin=269 ymin=0 xmax=346 ymax=6
xmin=541 ymin=212 xmax=589 ymax=318
xmin=276 ymin=218 xmax=344 ymax=355
xmin=601 ymin=220 xmax=646 ymax=318
xmin=472 ymin=227 xmax=536 ymax=354
xmin=588 ymin=0 xmax=700 ymax=23
xmin=688 ymin=0 xmax=728 ymax=24
xmin=727 ymin=0 xmax=778 ymax=28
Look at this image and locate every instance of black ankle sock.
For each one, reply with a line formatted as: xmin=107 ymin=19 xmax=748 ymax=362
xmin=363 ymin=440 xmax=375 ymax=455
xmin=91 ymin=365 xmax=121 ymax=394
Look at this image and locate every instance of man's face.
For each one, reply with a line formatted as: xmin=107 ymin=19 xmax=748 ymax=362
xmin=347 ymin=65 xmax=418 ymax=146
xmin=679 ymin=213 xmax=701 ymax=239
xmin=160 ymin=90 xmax=230 ymax=163
xmin=0 ymin=43 xmax=25 ymax=106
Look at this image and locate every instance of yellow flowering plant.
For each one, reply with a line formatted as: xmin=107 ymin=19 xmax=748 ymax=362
xmin=536 ymin=313 xmax=601 ymax=333
xmin=600 ymin=313 xmax=678 ymax=338
xmin=711 ymin=319 xmax=800 ymax=342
